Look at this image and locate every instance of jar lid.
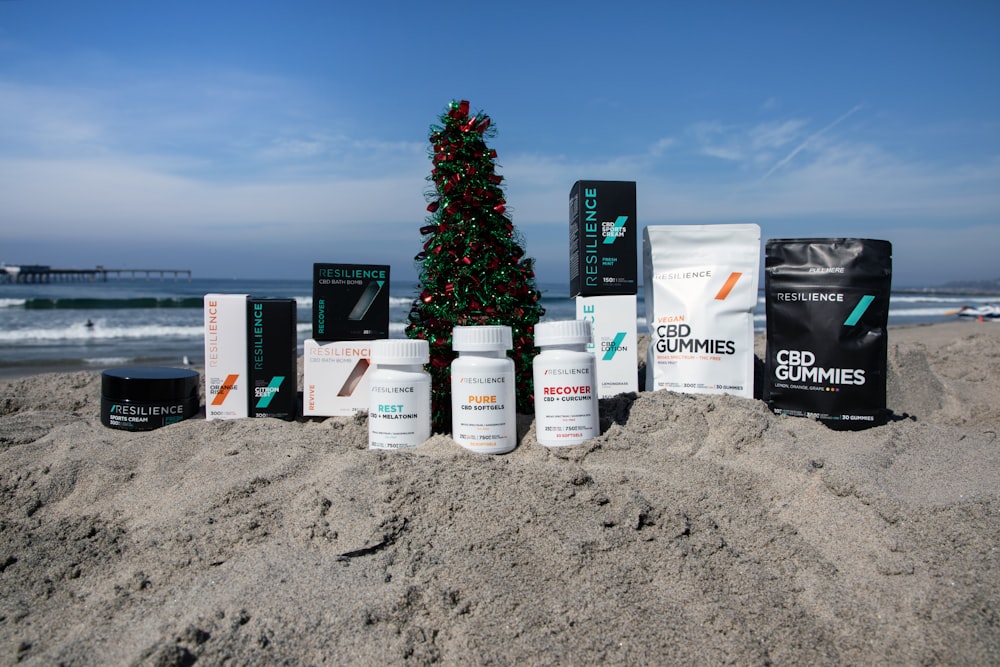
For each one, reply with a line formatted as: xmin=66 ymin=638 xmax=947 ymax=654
xmin=452 ymin=325 xmax=512 ymax=352
xmin=101 ymin=367 xmax=199 ymax=402
xmin=535 ymin=319 xmax=592 ymax=347
xmin=372 ymin=338 xmax=429 ymax=365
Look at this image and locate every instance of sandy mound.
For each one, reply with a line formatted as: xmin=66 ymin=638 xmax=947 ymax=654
xmin=1 ymin=321 xmax=997 ymax=665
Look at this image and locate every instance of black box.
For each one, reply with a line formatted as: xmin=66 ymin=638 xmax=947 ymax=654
xmin=569 ymin=180 xmax=637 ymax=296
xmin=312 ymin=263 xmax=390 ymax=341
xmin=248 ymin=297 xmax=297 ymax=419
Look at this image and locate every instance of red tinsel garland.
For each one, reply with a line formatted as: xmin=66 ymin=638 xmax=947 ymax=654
xmin=406 ymin=100 xmax=545 ymax=432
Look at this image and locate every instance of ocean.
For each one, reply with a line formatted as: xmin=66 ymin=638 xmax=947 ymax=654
xmin=0 ymin=277 xmax=994 ymax=377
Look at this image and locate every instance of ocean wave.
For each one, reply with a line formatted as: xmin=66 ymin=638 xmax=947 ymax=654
xmin=889 ymin=294 xmax=993 ymax=305
xmin=390 ymin=295 xmax=416 ymax=308
xmin=20 ymin=296 xmax=206 ymax=310
xmin=889 ymin=307 xmax=970 ymax=318
xmin=84 ymin=357 xmax=134 ymax=367
xmin=0 ymin=323 xmax=204 ymax=343
xmin=4 ymin=295 xmax=324 ymax=311
xmin=285 ymin=295 xmax=312 ymax=307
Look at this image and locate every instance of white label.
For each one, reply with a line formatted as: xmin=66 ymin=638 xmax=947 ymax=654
xmin=451 ymin=361 xmax=516 ymax=454
xmin=368 ymin=375 xmax=431 ymax=450
xmin=643 ymin=224 xmax=761 ymax=398
xmin=533 ymin=356 xmax=599 ymax=447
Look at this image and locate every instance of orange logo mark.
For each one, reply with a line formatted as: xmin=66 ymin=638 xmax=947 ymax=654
xmin=714 ymin=272 xmax=742 ymax=300
xmin=211 ymin=374 xmax=240 ymax=405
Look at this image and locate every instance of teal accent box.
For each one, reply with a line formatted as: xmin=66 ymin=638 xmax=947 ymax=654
xmin=569 ymin=181 xmax=637 ymax=297
xmin=312 ymin=263 xmax=390 ymax=341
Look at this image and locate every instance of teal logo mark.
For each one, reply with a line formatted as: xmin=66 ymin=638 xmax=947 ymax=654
xmin=602 ymin=216 xmax=628 ymax=244
xmin=844 ymin=295 xmax=875 ymax=326
xmin=602 ymin=332 xmax=627 ymax=360
xmin=256 ymin=376 xmax=285 ymax=408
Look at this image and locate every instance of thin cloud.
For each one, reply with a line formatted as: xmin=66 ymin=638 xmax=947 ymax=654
xmin=757 ymin=104 xmax=863 ymax=183
xmin=2 ymin=66 xmax=997 ymax=286
xmin=648 ymin=137 xmax=676 ymax=158
xmin=760 ymin=97 xmax=781 ymax=112
xmin=689 ymin=122 xmax=744 ymax=162
xmin=0 ymin=157 xmax=427 ymax=238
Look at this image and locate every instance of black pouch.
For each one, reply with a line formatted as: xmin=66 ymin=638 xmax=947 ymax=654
xmin=764 ymin=239 xmax=892 ymax=428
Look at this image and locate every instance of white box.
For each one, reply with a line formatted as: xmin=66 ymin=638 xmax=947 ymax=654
xmin=204 ymin=294 xmax=249 ymax=420
xmin=303 ymin=339 xmax=373 ymax=416
xmin=576 ymin=295 xmax=638 ymax=398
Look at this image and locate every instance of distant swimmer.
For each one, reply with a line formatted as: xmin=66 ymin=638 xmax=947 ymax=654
xmin=85 ymin=319 xmax=95 ymax=330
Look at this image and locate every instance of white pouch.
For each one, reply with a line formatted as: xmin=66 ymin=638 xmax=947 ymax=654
xmin=643 ymin=224 xmax=760 ymax=397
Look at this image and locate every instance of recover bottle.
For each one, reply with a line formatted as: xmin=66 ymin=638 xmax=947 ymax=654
xmin=533 ymin=319 xmax=599 ymax=447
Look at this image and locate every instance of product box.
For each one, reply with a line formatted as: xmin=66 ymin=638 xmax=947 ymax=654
xmin=204 ymin=294 xmax=249 ymax=420
xmin=312 ymin=263 xmax=390 ymax=341
xmin=569 ymin=180 xmax=637 ymax=297
xmin=576 ymin=294 xmax=638 ymax=398
xmin=302 ymin=339 xmax=373 ymax=416
xmin=248 ymin=297 xmax=298 ymax=420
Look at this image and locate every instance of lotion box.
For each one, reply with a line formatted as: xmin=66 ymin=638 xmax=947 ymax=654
xmin=576 ymin=294 xmax=638 ymax=398
xmin=302 ymin=339 xmax=373 ymax=416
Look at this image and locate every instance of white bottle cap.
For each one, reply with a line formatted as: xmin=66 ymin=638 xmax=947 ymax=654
xmin=452 ymin=325 xmax=512 ymax=352
xmin=534 ymin=319 xmax=592 ymax=347
xmin=372 ymin=338 xmax=429 ymax=365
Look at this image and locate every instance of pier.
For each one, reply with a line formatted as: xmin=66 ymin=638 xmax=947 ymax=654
xmin=1 ymin=264 xmax=192 ymax=284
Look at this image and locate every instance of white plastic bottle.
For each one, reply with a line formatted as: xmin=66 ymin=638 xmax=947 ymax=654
xmin=368 ymin=338 xmax=431 ymax=450
xmin=450 ymin=325 xmax=517 ymax=454
xmin=533 ymin=319 xmax=600 ymax=447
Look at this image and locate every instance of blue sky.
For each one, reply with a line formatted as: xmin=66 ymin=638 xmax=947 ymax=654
xmin=1 ymin=1 xmax=998 ymax=287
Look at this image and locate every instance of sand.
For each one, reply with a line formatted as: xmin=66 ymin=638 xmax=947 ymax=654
xmin=1 ymin=321 xmax=998 ymax=665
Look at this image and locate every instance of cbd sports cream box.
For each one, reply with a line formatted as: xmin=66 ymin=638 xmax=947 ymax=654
xmin=569 ymin=180 xmax=637 ymax=297
xmin=312 ymin=263 xmax=390 ymax=341
xmin=204 ymin=294 xmax=249 ymax=420
xmin=302 ymin=339 xmax=373 ymax=416
xmin=576 ymin=294 xmax=638 ymax=398
xmin=248 ymin=297 xmax=297 ymax=420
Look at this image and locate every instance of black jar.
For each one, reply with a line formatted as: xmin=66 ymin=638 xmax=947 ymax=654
xmin=101 ymin=367 xmax=200 ymax=431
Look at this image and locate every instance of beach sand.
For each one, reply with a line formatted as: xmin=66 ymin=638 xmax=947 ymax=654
xmin=1 ymin=321 xmax=997 ymax=665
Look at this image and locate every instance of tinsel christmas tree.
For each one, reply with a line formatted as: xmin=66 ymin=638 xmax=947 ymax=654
xmin=406 ymin=99 xmax=544 ymax=432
